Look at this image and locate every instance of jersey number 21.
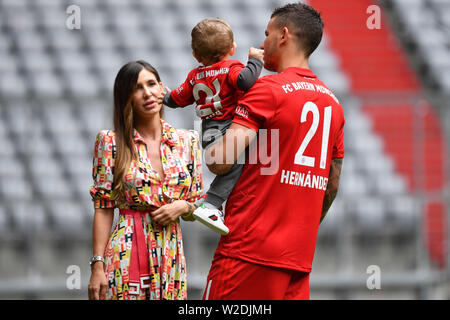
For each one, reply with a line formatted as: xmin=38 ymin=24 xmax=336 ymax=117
xmin=294 ymin=101 xmax=332 ymax=169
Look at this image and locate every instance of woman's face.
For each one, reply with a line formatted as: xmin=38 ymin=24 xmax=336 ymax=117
xmin=132 ymin=68 xmax=163 ymax=119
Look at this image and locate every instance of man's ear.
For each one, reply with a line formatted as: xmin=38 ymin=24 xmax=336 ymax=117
xmin=280 ymin=27 xmax=289 ymax=43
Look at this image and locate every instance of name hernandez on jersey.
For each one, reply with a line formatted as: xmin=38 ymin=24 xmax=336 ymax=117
xmin=280 ymin=169 xmax=328 ymax=191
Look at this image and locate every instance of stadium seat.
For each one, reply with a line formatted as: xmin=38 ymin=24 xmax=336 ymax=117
xmin=353 ymin=197 xmax=387 ymax=232
xmin=65 ymin=71 xmax=101 ymax=97
xmin=85 ymin=28 xmax=118 ymax=51
xmin=393 ymin=0 xmax=450 ymax=92
xmin=77 ymin=99 xmax=113 ymax=137
xmin=372 ymin=173 xmax=407 ymax=195
xmin=136 ymin=0 xmax=166 ymax=9
xmin=16 ymin=132 xmax=54 ymax=158
xmin=340 ymin=172 xmax=369 ymax=196
xmin=53 ymin=132 xmax=88 ymax=156
xmin=66 ymin=154 xmax=93 ymax=198
xmin=29 ymin=155 xmax=64 ymax=178
xmin=40 ymin=103 xmax=80 ymax=135
xmin=0 ymin=177 xmax=33 ymax=201
xmin=0 ymin=136 xmax=15 ymax=158
xmin=33 ymin=176 xmax=72 ymax=201
xmin=0 ymin=71 xmax=28 ymax=97
xmin=29 ymin=71 xmax=64 ymax=98
xmin=7 ymin=202 xmax=46 ymax=238
xmin=48 ymin=201 xmax=86 ymax=236
xmin=0 ymin=156 xmax=26 ymax=179
xmin=49 ymin=29 xmax=84 ymax=52
xmin=388 ymin=196 xmax=420 ymax=232
xmin=0 ymin=205 xmax=10 ymax=238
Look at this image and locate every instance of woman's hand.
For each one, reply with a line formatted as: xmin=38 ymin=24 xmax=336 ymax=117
xmin=151 ymin=200 xmax=190 ymax=226
xmin=88 ymin=263 xmax=108 ymax=300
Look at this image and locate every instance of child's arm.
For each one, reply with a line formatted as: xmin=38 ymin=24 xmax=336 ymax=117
xmin=158 ymin=85 xmax=182 ymax=109
xmin=162 ymin=91 xmax=181 ymax=109
xmin=160 ymin=70 xmax=196 ymax=109
xmin=236 ymin=48 xmax=264 ymax=91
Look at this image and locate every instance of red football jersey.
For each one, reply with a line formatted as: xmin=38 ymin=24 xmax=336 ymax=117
xmin=216 ymin=67 xmax=345 ymax=272
xmin=170 ymin=60 xmax=245 ymax=121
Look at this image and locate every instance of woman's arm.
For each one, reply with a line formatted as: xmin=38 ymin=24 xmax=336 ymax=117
xmin=88 ymin=207 xmax=114 ymax=300
xmin=151 ymin=200 xmax=192 ymax=226
xmin=92 ymin=208 xmax=114 ymax=257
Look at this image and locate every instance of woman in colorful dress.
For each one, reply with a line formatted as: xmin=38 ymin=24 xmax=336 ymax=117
xmin=87 ymin=60 xmax=203 ymax=300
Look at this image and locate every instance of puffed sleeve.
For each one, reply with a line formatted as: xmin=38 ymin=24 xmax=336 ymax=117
xmin=186 ymin=129 xmax=204 ymax=202
xmin=89 ymin=130 xmax=116 ymax=209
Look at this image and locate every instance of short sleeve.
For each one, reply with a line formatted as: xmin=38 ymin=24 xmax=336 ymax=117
xmin=89 ymin=130 xmax=116 ymax=209
xmin=170 ymin=69 xmax=196 ymax=107
xmin=332 ymin=110 xmax=345 ymax=159
xmin=232 ymin=78 xmax=277 ymax=131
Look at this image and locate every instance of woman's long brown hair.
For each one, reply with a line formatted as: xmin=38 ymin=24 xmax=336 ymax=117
xmin=112 ymin=60 xmax=163 ymax=199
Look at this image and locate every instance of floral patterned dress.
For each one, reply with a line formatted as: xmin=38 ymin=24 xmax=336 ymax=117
xmin=90 ymin=120 xmax=203 ymax=300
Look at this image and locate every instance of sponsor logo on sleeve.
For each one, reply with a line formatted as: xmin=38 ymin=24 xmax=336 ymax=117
xmin=235 ymin=106 xmax=249 ymax=119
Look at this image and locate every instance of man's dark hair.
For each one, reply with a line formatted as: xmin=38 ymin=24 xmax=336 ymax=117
xmin=271 ymin=2 xmax=324 ymax=57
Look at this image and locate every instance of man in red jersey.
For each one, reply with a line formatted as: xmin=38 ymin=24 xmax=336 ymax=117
xmin=202 ymin=2 xmax=345 ymax=300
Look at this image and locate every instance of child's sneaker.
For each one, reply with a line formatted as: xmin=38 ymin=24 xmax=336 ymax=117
xmin=192 ymin=203 xmax=229 ymax=235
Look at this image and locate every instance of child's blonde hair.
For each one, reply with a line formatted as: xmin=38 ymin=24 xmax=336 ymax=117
xmin=191 ymin=18 xmax=234 ymax=65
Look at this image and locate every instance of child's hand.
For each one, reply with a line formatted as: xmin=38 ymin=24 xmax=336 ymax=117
xmin=157 ymin=85 xmax=171 ymax=105
xmin=162 ymin=85 xmax=171 ymax=94
xmin=249 ymin=47 xmax=264 ymax=61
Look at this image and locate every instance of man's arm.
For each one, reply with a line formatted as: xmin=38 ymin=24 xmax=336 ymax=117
xmin=206 ymin=122 xmax=257 ymax=175
xmin=320 ymin=158 xmax=343 ymax=224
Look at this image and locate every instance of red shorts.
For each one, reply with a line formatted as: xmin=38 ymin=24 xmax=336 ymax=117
xmin=202 ymin=255 xmax=310 ymax=300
